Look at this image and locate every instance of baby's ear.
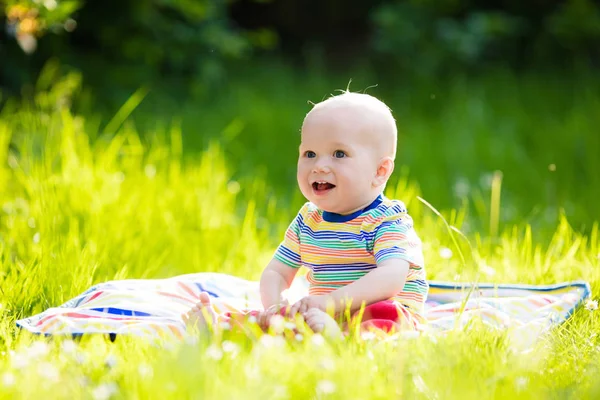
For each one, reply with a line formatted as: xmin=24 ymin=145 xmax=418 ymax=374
xmin=373 ymin=157 xmax=394 ymax=187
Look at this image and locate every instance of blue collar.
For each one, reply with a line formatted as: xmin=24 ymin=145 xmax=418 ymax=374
xmin=322 ymin=195 xmax=383 ymax=223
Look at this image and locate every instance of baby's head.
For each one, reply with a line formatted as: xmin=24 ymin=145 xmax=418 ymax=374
xmin=297 ymin=91 xmax=397 ymax=215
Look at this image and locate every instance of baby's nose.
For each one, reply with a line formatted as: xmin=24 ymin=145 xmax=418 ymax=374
xmin=312 ymin=161 xmax=330 ymax=173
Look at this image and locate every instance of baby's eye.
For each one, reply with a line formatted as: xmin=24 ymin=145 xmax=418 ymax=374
xmin=333 ymin=150 xmax=346 ymax=158
xmin=304 ymin=151 xmax=316 ymax=158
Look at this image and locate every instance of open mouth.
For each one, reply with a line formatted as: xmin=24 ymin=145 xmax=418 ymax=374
xmin=312 ymin=181 xmax=336 ymax=193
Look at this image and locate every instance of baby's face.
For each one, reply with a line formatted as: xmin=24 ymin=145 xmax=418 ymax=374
xmin=297 ymin=106 xmax=383 ymax=214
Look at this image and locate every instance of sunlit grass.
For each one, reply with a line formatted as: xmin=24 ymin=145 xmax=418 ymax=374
xmin=1 ymin=84 xmax=599 ymax=398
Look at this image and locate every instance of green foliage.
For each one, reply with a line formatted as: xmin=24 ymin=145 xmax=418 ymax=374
xmin=370 ymin=0 xmax=600 ymax=74
xmin=0 ymin=90 xmax=599 ymax=398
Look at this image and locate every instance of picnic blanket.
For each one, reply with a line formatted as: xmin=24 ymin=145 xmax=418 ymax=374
xmin=16 ymin=273 xmax=590 ymax=347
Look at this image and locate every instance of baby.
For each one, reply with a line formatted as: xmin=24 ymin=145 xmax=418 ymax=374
xmin=184 ymin=91 xmax=427 ymax=337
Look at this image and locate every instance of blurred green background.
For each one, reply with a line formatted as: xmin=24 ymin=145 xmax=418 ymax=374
xmin=2 ymin=0 xmax=599 ymax=235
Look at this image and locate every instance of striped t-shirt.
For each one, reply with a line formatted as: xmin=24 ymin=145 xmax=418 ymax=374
xmin=274 ymin=195 xmax=428 ymax=317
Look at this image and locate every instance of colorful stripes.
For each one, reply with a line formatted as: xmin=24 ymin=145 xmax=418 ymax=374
xmin=274 ymin=196 xmax=428 ymax=317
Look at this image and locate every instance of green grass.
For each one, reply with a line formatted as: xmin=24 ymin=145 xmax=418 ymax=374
xmin=1 ymin=69 xmax=600 ymax=398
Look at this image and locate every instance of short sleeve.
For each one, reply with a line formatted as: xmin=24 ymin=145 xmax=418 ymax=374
xmin=273 ymin=204 xmax=308 ymax=268
xmin=373 ymin=212 xmax=424 ymax=269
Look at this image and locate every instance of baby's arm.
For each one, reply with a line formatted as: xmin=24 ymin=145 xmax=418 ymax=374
xmin=260 ymin=258 xmax=298 ymax=309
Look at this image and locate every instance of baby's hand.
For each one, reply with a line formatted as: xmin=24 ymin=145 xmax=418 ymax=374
xmin=289 ymin=295 xmax=333 ymax=317
xmin=257 ymin=300 xmax=289 ymax=330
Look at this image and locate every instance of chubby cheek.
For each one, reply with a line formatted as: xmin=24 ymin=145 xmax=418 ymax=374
xmin=296 ymin=166 xmax=311 ymax=195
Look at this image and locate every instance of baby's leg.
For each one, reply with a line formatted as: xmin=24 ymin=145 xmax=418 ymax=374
xmin=304 ymin=308 xmax=343 ymax=339
xmin=182 ymin=292 xmax=220 ymax=331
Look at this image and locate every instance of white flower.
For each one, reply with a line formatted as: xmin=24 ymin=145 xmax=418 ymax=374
xmin=453 ymin=177 xmax=470 ymax=198
xmin=138 ymin=364 xmax=153 ymax=379
xmin=361 ymin=331 xmax=377 ymax=341
xmin=310 ymin=334 xmax=325 ymax=346
xmin=284 ymin=322 xmax=296 ymax=330
xmin=481 ymin=265 xmax=496 ymax=276
xmin=316 ymin=380 xmax=336 ymax=395
xmin=222 ymin=340 xmax=239 ymax=357
xmin=144 ymin=164 xmax=157 ymax=179
xmin=104 ymin=354 xmax=118 ymax=369
xmin=318 ymin=358 xmax=335 ymax=371
xmin=585 ymin=300 xmax=598 ymax=311
xmin=92 ymin=383 xmax=118 ymax=400
xmin=515 ymin=376 xmax=529 ymax=391
xmin=295 ymin=333 xmax=304 ymax=342
xmin=2 ymin=372 xmax=15 ymax=387
xmin=27 ymin=341 xmax=50 ymax=359
xmin=227 ymin=181 xmax=241 ymax=194
xmin=439 ymin=247 xmax=453 ymax=259
xmin=10 ymin=353 xmax=29 ymax=369
xmin=61 ymin=340 xmax=77 ymax=354
xmin=37 ymin=362 xmax=59 ymax=382
xmin=269 ymin=315 xmax=285 ymax=334
xmin=205 ymin=344 xmax=223 ymax=361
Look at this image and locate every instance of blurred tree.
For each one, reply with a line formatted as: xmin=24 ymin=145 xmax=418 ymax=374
xmin=2 ymin=0 xmax=600 ymax=97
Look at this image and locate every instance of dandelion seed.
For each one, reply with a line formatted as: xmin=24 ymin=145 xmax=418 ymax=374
xmin=316 ymin=380 xmax=336 ymax=395
xmin=311 ymin=334 xmax=325 ymax=346
xmin=439 ymin=247 xmax=453 ymax=259
xmin=481 ymin=265 xmax=496 ymax=276
xmin=37 ymin=362 xmax=59 ymax=382
xmin=92 ymin=382 xmax=118 ymax=400
xmin=138 ymin=363 xmax=153 ymax=379
xmin=184 ymin=334 xmax=199 ymax=346
xmin=2 ymin=372 xmax=15 ymax=387
xmin=227 ymin=181 xmax=241 ymax=194
xmin=284 ymin=322 xmax=296 ymax=330
xmin=269 ymin=315 xmax=285 ymax=334
xmin=413 ymin=375 xmax=428 ymax=393
xmin=165 ymin=382 xmax=177 ymax=392
xmin=273 ymin=385 xmax=289 ymax=399
xmin=10 ymin=353 xmax=29 ymax=369
xmin=206 ymin=344 xmax=223 ymax=361
xmin=75 ymin=352 xmax=87 ymax=365
xmin=361 ymin=331 xmax=377 ymax=341
xmin=219 ymin=321 xmax=232 ymax=330
xmin=259 ymin=335 xmax=275 ymax=348
xmin=453 ymin=177 xmax=470 ymax=198
xmin=78 ymin=376 xmax=91 ymax=387
xmin=144 ymin=164 xmax=157 ymax=179
xmin=585 ymin=300 xmax=598 ymax=311
xmin=479 ymin=172 xmax=494 ymax=189
xmin=27 ymin=341 xmax=50 ymax=359
xmin=400 ymin=331 xmax=420 ymax=340
xmin=104 ymin=354 xmax=118 ymax=369
xmin=515 ymin=376 xmax=529 ymax=390
xmin=222 ymin=340 xmax=239 ymax=355
xmin=319 ymin=358 xmax=335 ymax=371
xmin=61 ymin=340 xmax=77 ymax=354
xmin=114 ymin=172 xmax=125 ymax=183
